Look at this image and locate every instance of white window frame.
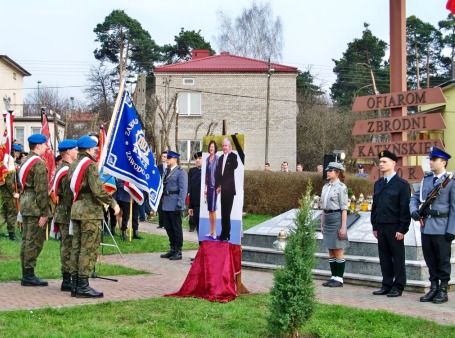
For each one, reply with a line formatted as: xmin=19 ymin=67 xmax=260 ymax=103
xmin=31 ymin=127 xmax=41 ymax=135
xmin=182 ymin=78 xmax=195 ymax=85
xmin=177 ymin=92 xmax=201 ymax=116
xmin=14 ymin=127 xmax=24 ymax=146
xmin=177 ymin=140 xmax=202 ymax=163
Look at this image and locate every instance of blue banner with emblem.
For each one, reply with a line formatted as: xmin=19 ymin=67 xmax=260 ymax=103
xmin=102 ymin=91 xmax=162 ymax=211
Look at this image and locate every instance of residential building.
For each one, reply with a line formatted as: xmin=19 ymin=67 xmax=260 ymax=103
xmin=154 ymin=50 xmax=298 ymax=170
xmin=0 ymin=55 xmax=30 ymax=116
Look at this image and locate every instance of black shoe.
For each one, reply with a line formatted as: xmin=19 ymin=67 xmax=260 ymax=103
xmin=157 ymin=225 xmax=164 ymax=229
xmin=373 ymin=288 xmax=391 ymax=295
xmin=133 ymin=231 xmax=143 ymax=239
xmin=121 ymin=230 xmax=127 ymax=241
xmin=433 ymin=281 xmax=448 ymax=304
xmin=139 ymin=219 xmax=146 ymax=222
xmin=21 ymin=268 xmax=48 ymax=287
xmin=322 ymin=279 xmax=334 ymax=287
xmin=76 ymin=278 xmax=103 ymax=298
xmin=387 ymin=289 xmax=402 ymax=297
xmin=326 ymin=280 xmax=343 ymax=287
xmin=8 ymin=232 xmax=20 ymax=242
xmin=420 ymin=281 xmax=439 ymax=302
xmin=169 ymin=250 xmax=182 ymax=260
xmin=160 ymin=248 xmax=175 ymax=258
xmin=61 ymin=274 xmax=72 ymax=292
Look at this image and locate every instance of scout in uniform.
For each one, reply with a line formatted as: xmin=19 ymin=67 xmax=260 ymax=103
xmin=410 ymin=146 xmax=455 ymax=304
xmin=68 ymin=136 xmax=120 ymax=298
xmin=19 ymin=134 xmax=49 ymax=286
xmin=52 ymin=139 xmax=78 ymax=292
xmin=320 ymin=162 xmax=349 ymax=287
xmin=371 ymin=150 xmax=411 ymax=297
xmin=160 ymin=150 xmax=188 ymax=260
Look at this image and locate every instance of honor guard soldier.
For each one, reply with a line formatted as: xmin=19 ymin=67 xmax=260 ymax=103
xmin=410 ymin=146 xmax=455 ymax=304
xmin=19 ymin=134 xmax=49 ymax=286
xmin=0 ymin=145 xmax=21 ymax=241
xmin=52 ymin=139 xmax=78 ymax=292
xmin=371 ymin=150 xmax=411 ymax=297
xmin=68 ymin=136 xmax=120 ymax=298
xmin=160 ymin=150 xmax=188 ymax=260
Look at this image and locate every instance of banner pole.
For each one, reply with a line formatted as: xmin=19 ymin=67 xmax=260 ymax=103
xmin=98 ymin=83 xmax=125 ymax=170
xmin=129 ymin=197 xmax=133 ymax=241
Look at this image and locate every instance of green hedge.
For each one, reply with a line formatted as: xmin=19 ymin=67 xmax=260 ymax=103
xmin=243 ymin=170 xmax=374 ymax=216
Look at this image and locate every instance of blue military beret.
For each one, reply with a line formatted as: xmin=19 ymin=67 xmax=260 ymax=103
xmin=13 ymin=144 xmax=22 ymax=152
xmin=430 ymin=146 xmax=451 ymax=161
xmin=77 ymin=135 xmax=97 ymax=149
xmin=58 ymin=139 xmax=77 ymax=151
xmin=28 ymin=133 xmax=47 ymax=144
xmin=166 ymin=150 xmax=180 ymax=159
xmin=378 ymin=150 xmax=398 ymax=162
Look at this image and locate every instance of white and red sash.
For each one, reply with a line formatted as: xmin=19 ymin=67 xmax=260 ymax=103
xmin=52 ymin=165 xmax=69 ymax=196
xmin=70 ymin=157 xmax=92 ymax=202
xmin=18 ymin=155 xmax=41 ymax=192
xmin=124 ymin=181 xmax=144 ymax=205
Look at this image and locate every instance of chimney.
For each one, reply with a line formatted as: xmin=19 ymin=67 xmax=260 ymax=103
xmin=192 ymin=49 xmax=210 ymax=60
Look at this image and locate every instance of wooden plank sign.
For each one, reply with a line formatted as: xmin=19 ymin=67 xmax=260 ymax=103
xmin=368 ymin=165 xmax=425 ymax=182
xmin=352 ymin=113 xmax=446 ymax=136
xmin=352 ymin=88 xmax=446 ymax=112
xmin=352 ymin=139 xmax=445 ymax=159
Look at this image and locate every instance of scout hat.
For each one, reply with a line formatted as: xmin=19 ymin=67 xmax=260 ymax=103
xmin=325 ymin=162 xmax=345 ymax=172
xmin=378 ymin=150 xmax=398 ymax=162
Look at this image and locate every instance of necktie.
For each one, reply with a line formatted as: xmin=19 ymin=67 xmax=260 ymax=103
xmin=384 ymin=177 xmax=387 ymax=184
xmin=165 ymin=167 xmax=171 ymax=178
xmin=433 ymin=176 xmax=437 ymax=185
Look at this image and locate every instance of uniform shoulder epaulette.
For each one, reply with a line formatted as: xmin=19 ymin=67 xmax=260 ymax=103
xmin=339 ymin=182 xmax=347 ymax=188
xmin=424 ymin=172 xmax=434 ymax=178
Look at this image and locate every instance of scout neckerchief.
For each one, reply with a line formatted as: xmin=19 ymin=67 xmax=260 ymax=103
xmin=18 ymin=155 xmax=41 ymax=192
xmin=70 ymin=157 xmax=92 ymax=202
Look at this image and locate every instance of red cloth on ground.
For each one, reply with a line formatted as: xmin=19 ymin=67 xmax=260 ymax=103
xmin=165 ymin=241 xmax=241 ymax=302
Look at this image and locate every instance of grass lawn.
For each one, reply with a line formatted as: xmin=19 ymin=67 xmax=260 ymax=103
xmin=0 ymin=231 xmax=198 ymax=282
xmin=0 ymin=293 xmax=453 ymax=337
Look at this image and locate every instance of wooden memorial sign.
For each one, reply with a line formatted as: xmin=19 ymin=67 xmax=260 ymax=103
xmin=352 ymin=139 xmax=445 ymax=159
xmin=352 ymin=88 xmax=446 ymax=112
xmin=352 ymin=113 xmax=446 ymax=136
xmin=368 ymin=166 xmax=424 ymax=182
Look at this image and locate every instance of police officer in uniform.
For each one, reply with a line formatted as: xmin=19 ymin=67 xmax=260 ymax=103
xmin=68 ymin=136 xmax=120 ymax=298
xmin=157 ymin=151 xmax=167 ymax=229
xmin=19 ymin=134 xmax=49 ymax=286
xmin=53 ymin=139 xmax=78 ymax=292
xmin=188 ymin=151 xmax=202 ymax=233
xmin=371 ymin=150 xmax=411 ymax=297
xmin=410 ymin=146 xmax=455 ymax=304
xmin=160 ymin=150 xmax=188 ymax=260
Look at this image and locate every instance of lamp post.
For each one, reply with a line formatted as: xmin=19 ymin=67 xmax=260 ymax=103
xmin=265 ymin=58 xmax=274 ymax=164
xmin=37 ymin=81 xmax=42 ymax=110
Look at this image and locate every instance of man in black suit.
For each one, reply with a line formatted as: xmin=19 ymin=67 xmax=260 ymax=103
xmin=157 ymin=151 xmax=167 ymax=229
xmin=215 ymin=138 xmax=238 ymax=241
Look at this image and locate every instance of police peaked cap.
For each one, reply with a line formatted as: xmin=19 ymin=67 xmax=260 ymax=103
xmin=325 ymin=162 xmax=345 ymax=172
xmin=13 ymin=144 xmax=22 ymax=152
xmin=193 ymin=151 xmax=203 ymax=159
xmin=58 ymin=139 xmax=77 ymax=151
xmin=28 ymin=133 xmax=47 ymax=144
xmin=358 ymin=164 xmax=364 ymax=169
xmin=166 ymin=150 xmax=180 ymax=159
xmin=378 ymin=150 xmax=398 ymax=162
xmin=77 ymin=135 xmax=98 ymax=149
xmin=430 ymin=146 xmax=451 ymax=161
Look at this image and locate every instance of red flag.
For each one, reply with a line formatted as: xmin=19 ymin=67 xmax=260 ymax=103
xmin=447 ymin=0 xmax=455 ymax=14
xmin=96 ymin=125 xmax=106 ymax=163
xmin=40 ymin=112 xmax=56 ymax=191
xmin=0 ymin=144 xmax=9 ymax=186
xmin=2 ymin=111 xmax=14 ymax=168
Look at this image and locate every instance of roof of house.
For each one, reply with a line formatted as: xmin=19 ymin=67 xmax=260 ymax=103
xmin=154 ymin=52 xmax=298 ymax=74
xmin=0 ymin=55 xmax=31 ymax=76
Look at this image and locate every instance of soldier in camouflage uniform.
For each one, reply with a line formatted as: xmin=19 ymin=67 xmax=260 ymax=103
xmin=52 ymin=139 xmax=78 ymax=292
xmin=19 ymin=134 xmax=49 ymax=287
xmin=68 ymin=136 xmax=120 ymax=298
xmin=0 ymin=168 xmax=20 ymax=241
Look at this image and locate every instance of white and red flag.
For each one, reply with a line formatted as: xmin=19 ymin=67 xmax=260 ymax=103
xmin=40 ymin=111 xmax=56 ymax=192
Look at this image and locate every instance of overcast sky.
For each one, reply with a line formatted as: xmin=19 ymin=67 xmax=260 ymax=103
xmin=1 ymin=0 xmax=451 ymax=102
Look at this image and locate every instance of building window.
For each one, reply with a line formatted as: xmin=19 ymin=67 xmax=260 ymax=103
xmin=31 ymin=127 xmax=41 ymax=135
xmin=177 ymin=92 xmax=201 ymax=116
xmin=14 ymin=127 xmax=24 ymax=146
xmin=13 ymin=72 xmax=16 ymax=80
xmin=178 ymin=140 xmax=202 ymax=162
xmin=182 ymin=78 xmax=195 ymax=85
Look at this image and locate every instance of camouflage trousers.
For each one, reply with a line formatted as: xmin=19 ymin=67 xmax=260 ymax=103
xmin=20 ymin=216 xmax=46 ymax=269
xmin=0 ymin=195 xmax=18 ymax=233
xmin=70 ymin=219 xmax=101 ymax=278
xmin=59 ymin=223 xmax=72 ymax=275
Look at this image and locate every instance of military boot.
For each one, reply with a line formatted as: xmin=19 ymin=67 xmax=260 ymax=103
xmin=433 ymin=281 xmax=448 ymax=304
xmin=420 ymin=280 xmax=439 ymax=302
xmin=121 ymin=230 xmax=127 ymax=241
xmin=169 ymin=248 xmax=182 ymax=260
xmin=160 ymin=247 xmax=175 ymax=258
xmin=8 ymin=232 xmax=20 ymax=242
xmin=61 ymin=273 xmax=72 ymax=292
xmin=133 ymin=230 xmax=143 ymax=240
xmin=71 ymin=275 xmax=78 ymax=297
xmin=76 ymin=277 xmax=104 ymax=298
xmin=21 ymin=268 xmax=48 ymax=287
xmin=110 ymin=225 xmax=116 ymax=236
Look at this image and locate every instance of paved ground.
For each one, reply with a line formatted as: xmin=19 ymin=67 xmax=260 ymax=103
xmin=1 ymin=221 xmax=454 ymax=326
